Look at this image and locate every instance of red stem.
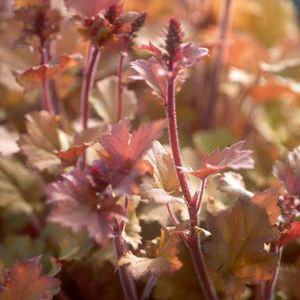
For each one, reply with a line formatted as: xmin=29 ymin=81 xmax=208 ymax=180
xmin=113 ymin=223 xmax=138 ymax=300
xmin=264 ymin=244 xmax=282 ymax=300
xmin=205 ymin=0 xmax=234 ymax=128
xmin=40 ymin=46 xmax=54 ymax=114
xmin=166 ymin=202 xmax=180 ymax=225
xmin=80 ymin=45 xmax=101 ymax=130
xmin=166 ymin=62 xmax=218 ymax=300
xmin=117 ymin=41 xmax=128 ymax=121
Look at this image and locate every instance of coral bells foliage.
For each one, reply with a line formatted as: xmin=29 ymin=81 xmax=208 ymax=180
xmin=47 ymin=119 xmax=166 ymax=244
xmin=181 ymin=141 xmax=255 ymax=179
xmin=131 ymin=18 xmax=208 ymax=102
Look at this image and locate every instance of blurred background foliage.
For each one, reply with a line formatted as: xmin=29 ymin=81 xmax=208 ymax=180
xmin=0 ymin=0 xmax=300 ymax=299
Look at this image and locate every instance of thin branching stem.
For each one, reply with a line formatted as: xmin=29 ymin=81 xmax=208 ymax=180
xmin=166 ymin=202 xmax=180 ymax=225
xmin=141 ymin=275 xmax=157 ymax=300
xmin=196 ymin=177 xmax=207 ymax=213
xmin=205 ymin=0 xmax=234 ymax=128
xmin=80 ymin=44 xmax=101 ymax=130
xmin=166 ymin=61 xmax=218 ymax=300
xmin=113 ymin=223 xmax=138 ymax=300
xmin=117 ymin=40 xmax=128 ymax=121
xmin=264 ymin=244 xmax=283 ymax=300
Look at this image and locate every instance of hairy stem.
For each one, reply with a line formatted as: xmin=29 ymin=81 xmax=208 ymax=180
xmin=80 ymin=44 xmax=101 ymax=130
xmin=166 ymin=63 xmax=218 ymax=300
xmin=117 ymin=41 xmax=128 ymax=121
xmin=141 ymin=275 xmax=157 ymax=300
xmin=205 ymin=0 xmax=234 ymax=128
xmin=264 ymin=244 xmax=282 ymax=300
xmin=113 ymin=224 xmax=138 ymax=300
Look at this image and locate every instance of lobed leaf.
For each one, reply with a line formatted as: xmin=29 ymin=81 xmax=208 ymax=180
xmin=0 ymin=257 xmax=60 ymax=300
xmin=0 ymin=156 xmax=43 ymax=214
xmin=182 ymin=141 xmax=254 ymax=179
xmin=47 ymin=168 xmax=127 ymax=245
xmin=204 ymin=189 xmax=281 ymax=296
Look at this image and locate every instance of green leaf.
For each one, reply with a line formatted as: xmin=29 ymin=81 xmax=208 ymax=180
xmin=0 ymin=156 xmax=43 ymax=214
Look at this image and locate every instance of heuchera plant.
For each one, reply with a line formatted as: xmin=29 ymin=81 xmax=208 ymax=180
xmin=0 ymin=0 xmax=300 ymax=300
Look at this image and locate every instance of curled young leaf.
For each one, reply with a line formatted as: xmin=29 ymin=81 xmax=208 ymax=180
xmin=131 ymin=57 xmax=168 ymax=100
xmin=118 ymin=228 xmax=182 ymax=279
xmin=273 ymin=146 xmax=300 ymax=197
xmin=47 ymin=168 xmax=127 ymax=245
xmin=181 ymin=141 xmax=254 ymax=179
xmin=140 ymin=141 xmax=183 ymax=204
xmin=0 ymin=256 xmax=60 ymax=300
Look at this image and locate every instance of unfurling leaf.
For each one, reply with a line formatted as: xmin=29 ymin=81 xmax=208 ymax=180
xmin=0 ymin=257 xmax=60 ymax=300
xmin=279 ymin=222 xmax=300 ymax=246
xmin=140 ymin=141 xmax=183 ymax=204
xmin=204 ymin=189 xmax=281 ymax=297
xmin=182 ymin=141 xmax=254 ymax=179
xmin=131 ymin=57 xmax=169 ymax=100
xmin=0 ymin=156 xmax=43 ymax=214
xmin=14 ymin=54 xmax=80 ymax=91
xmin=47 ymin=168 xmax=127 ymax=245
xmin=180 ymin=43 xmax=208 ymax=67
xmin=273 ymin=146 xmax=300 ymax=197
xmin=91 ymin=76 xmax=137 ymax=123
xmin=63 ymin=0 xmax=120 ymax=17
xmin=118 ymin=228 xmax=182 ymax=279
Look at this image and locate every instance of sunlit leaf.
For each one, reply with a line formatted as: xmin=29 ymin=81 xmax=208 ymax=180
xmin=182 ymin=141 xmax=254 ymax=179
xmin=91 ymin=76 xmax=137 ymax=123
xmin=119 ymin=228 xmax=182 ymax=279
xmin=14 ymin=54 xmax=80 ymax=91
xmin=140 ymin=141 xmax=183 ymax=204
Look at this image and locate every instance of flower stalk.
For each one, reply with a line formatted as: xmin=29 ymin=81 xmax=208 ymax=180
xmin=166 ymin=58 xmax=218 ymax=300
xmin=205 ymin=0 xmax=234 ymax=128
xmin=80 ymin=44 xmax=101 ymax=130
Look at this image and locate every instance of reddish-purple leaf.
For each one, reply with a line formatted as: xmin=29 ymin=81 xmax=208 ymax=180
xmin=64 ymin=0 xmax=119 ymax=17
xmin=182 ymin=141 xmax=254 ymax=179
xmin=180 ymin=43 xmax=209 ymax=67
xmin=99 ymin=119 xmax=167 ymax=172
xmin=47 ymin=168 xmax=127 ymax=245
xmin=0 ymin=257 xmax=60 ymax=300
xmin=279 ymin=222 xmax=300 ymax=246
xmin=273 ymin=146 xmax=300 ymax=197
xmin=130 ymin=57 xmax=168 ymax=100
